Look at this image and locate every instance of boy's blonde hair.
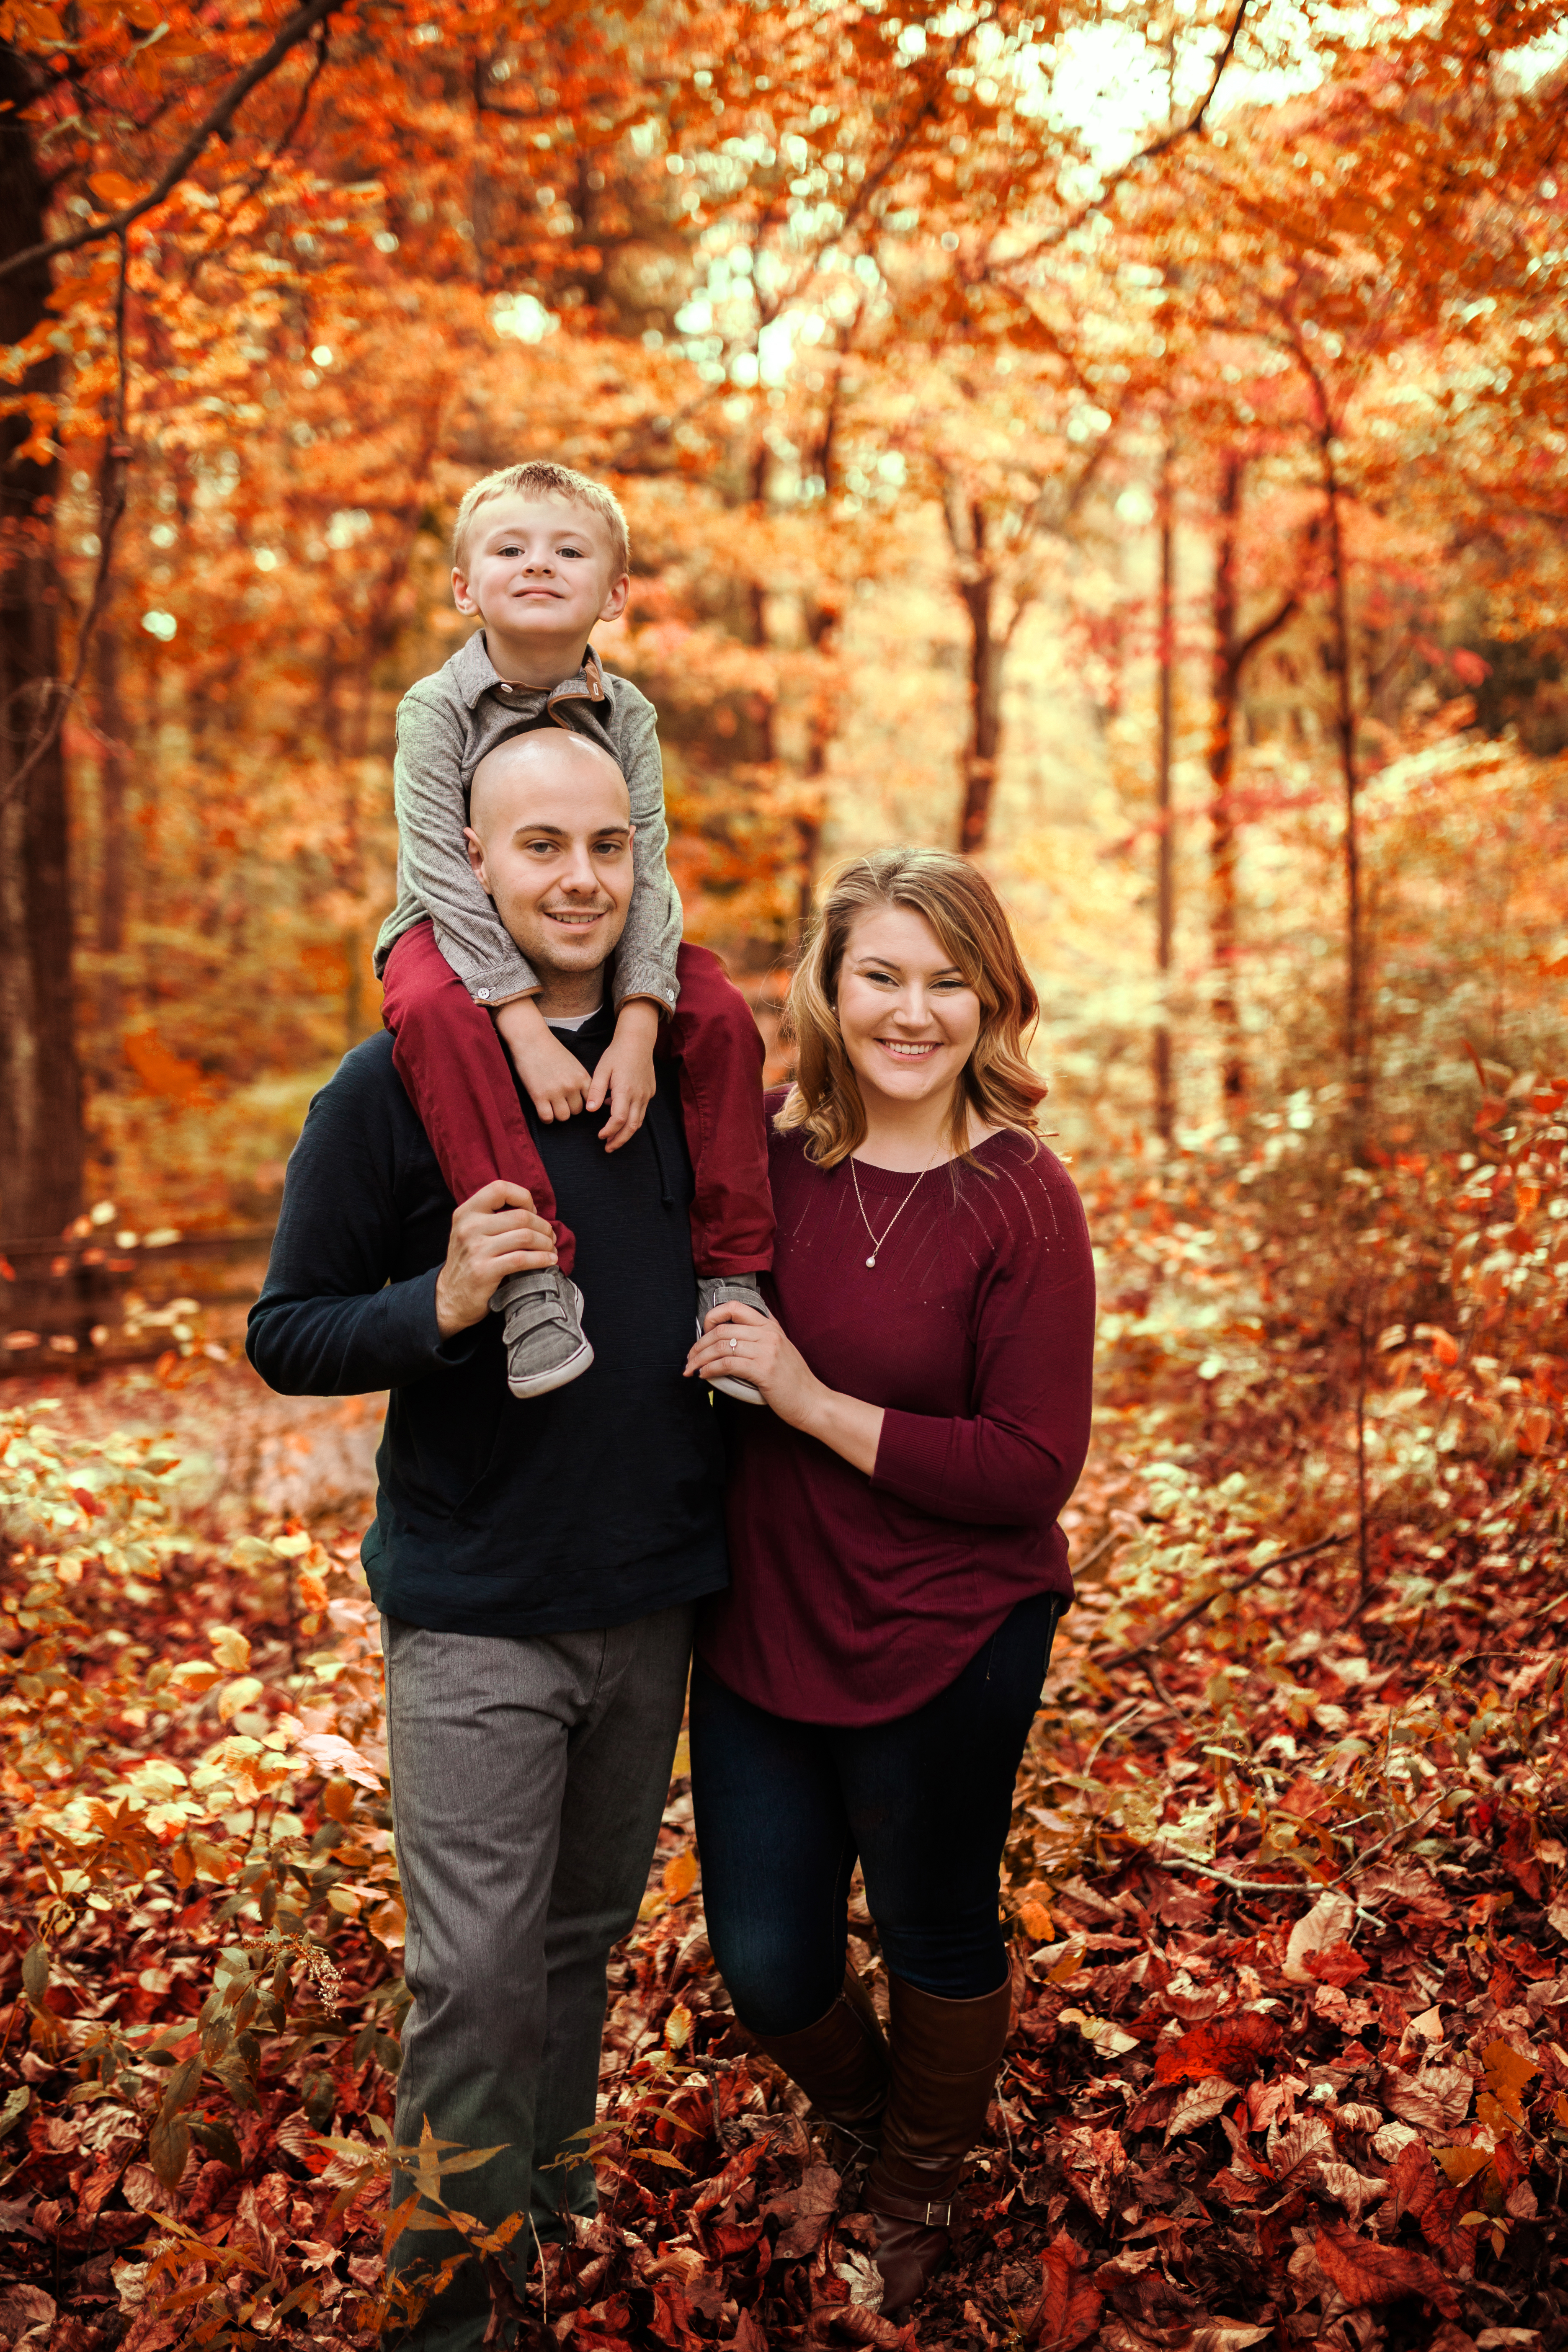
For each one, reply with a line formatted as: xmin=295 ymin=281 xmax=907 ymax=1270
xmin=451 ymin=461 xmax=630 ymax=578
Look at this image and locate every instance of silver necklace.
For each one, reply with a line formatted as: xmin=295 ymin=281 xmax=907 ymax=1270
xmin=848 ymin=1149 xmax=940 ymax=1269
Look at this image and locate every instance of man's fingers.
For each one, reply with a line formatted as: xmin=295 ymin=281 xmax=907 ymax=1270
xmin=466 ymin=1180 xmax=536 ymax=1214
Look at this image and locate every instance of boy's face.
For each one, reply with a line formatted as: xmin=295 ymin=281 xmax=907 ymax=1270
xmin=452 ymin=495 xmax=628 ymax=659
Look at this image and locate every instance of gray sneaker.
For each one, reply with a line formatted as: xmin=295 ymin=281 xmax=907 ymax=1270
xmin=696 ymin=1274 xmax=771 ymax=1406
xmin=490 ymin=1267 xmax=594 ymax=1400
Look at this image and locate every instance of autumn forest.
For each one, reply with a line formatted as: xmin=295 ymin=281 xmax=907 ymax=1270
xmin=0 ymin=0 xmax=1566 ymax=2345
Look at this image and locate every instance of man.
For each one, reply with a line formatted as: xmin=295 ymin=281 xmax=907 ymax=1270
xmin=248 ymin=730 xmax=737 ymax=2348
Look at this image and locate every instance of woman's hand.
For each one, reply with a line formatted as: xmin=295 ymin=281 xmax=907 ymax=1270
xmin=686 ymin=1301 xmax=817 ymax=1423
xmin=685 ymin=1302 xmax=885 ymax=1475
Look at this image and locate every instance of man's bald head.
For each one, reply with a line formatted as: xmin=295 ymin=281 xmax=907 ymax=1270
xmin=468 ymin=727 xmax=628 ymax=844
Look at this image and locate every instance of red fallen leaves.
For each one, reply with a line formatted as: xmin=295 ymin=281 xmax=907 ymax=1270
xmin=1304 ymin=1940 xmax=1369 ymax=1988
xmin=1153 ymin=2012 xmax=1284 ymax=2086
xmin=1314 ymin=2219 xmax=1462 ymax=2319
xmin=818 ymin=2306 xmax=919 ymax=2348
xmin=1385 ymin=2141 xmax=1483 ymax=2271
xmin=1023 ymin=2231 xmax=1102 ymax=2350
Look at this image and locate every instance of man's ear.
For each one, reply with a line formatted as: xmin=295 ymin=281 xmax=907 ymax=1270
xmin=598 ymin=571 xmax=630 ymax=626
xmin=462 ymin=824 xmax=490 ymax=892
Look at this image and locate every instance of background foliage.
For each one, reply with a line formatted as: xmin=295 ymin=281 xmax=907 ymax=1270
xmin=0 ymin=0 xmax=1566 ymax=2344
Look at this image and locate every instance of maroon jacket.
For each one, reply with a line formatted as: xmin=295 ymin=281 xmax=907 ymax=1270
xmin=697 ymin=1105 xmax=1095 ymax=1726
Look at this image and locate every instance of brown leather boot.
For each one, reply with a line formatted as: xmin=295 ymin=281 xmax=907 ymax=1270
xmin=864 ymin=1975 xmax=1011 ymax=2318
xmin=750 ymin=1964 xmax=890 ymax=2131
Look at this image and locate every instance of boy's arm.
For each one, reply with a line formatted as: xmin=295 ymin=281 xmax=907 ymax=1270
xmin=395 ymin=686 xmax=539 ymax=1007
xmin=610 ymin=694 xmax=683 ymax=1014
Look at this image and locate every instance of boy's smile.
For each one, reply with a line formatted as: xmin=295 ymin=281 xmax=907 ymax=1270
xmin=452 ymin=494 xmax=629 ymax=690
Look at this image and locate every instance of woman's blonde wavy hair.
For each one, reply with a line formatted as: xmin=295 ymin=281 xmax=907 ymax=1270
xmin=776 ymin=848 xmax=1047 ymax=1169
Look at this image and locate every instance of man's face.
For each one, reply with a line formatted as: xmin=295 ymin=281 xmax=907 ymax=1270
xmin=452 ymin=495 xmax=627 ymax=647
xmin=464 ymin=742 xmax=633 ymax=983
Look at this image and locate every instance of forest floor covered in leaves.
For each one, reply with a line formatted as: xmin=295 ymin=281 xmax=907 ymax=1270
xmin=1 ymin=1092 xmax=1565 ymax=2351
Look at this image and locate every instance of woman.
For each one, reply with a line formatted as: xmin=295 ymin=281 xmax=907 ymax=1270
xmin=684 ymin=848 xmax=1095 ymax=2318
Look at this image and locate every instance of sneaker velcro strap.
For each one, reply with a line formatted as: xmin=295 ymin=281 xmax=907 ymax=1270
xmin=501 ymin=1292 xmax=571 ymax=1345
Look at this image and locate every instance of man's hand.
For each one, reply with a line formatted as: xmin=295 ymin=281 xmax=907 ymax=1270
xmin=435 ymin=1181 xmax=559 ymax=1337
xmin=588 ymin=999 xmax=660 ymax=1152
xmin=495 ymin=997 xmax=591 ymax=1123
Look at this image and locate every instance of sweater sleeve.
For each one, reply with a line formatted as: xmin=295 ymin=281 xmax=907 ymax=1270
xmin=607 ymin=685 xmax=683 ymax=1015
xmin=245 ymin=1050 xmax=485 ymax=1397
xmin=869 ymin=1158 xmax=1095 ymax=1527
xmin=394 ymin=683 xmax=539 ymax=1008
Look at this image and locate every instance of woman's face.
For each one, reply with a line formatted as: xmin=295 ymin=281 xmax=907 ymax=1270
xmin=836 ymin=904 xmax=983 ymax=1122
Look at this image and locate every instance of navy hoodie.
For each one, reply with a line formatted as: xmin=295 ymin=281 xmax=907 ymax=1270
xmin=246 ymin=1003 xmax=727 ymax=1636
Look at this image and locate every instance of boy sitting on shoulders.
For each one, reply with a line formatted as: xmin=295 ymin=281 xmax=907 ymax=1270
xmin=374 ymin=459 xmax=774 ymax=1401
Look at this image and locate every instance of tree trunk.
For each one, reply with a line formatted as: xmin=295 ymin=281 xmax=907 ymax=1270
xmin=1320 ymin=429 xmax=1367 ymax=1149
xmin=956 ymin=503 xmax=1003 ymax=855
xmin=0 ymin=46 xmax=84 ymax=1240
xmin=1153 ymin=445 xmax=1176 ymax=1144
xmin=1208 ymin=451 xmax=1245 ymax=1105
xmin=95 ymin=616 xmax=128 ymax=1050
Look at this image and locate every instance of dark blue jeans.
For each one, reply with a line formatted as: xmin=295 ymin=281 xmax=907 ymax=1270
xmin=689 ymin=1593 xmax=1063 ymax=2035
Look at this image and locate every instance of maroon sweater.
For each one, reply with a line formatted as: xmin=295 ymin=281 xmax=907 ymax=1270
xmin=697 ymin=1106 xmax=1096 ymax=1726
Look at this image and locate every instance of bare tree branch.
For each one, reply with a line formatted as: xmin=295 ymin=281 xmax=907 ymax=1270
xmin=0 ymin=0 xmax=347 ymax=284
xmin=989 ymin=0 xmax=1251 ymax=280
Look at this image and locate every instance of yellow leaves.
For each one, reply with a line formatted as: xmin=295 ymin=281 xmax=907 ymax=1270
xmin=216 ymin=1675 xmax=264 ymax=1724
xmin=166 ymin=1660 xmax=222 ymax=1698
xmin=665 ymin=2002 xmax=694 ymax=2050
xmin=209 ymin=1625 xmax=250 ymax=1672
xmin=1059 ymin=2006 xmax=1140 ymax=2058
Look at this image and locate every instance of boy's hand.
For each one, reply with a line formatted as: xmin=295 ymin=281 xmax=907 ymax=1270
xmin=588 ymin=1000 xmax=660 ymax=1152
xmin=495 ymin=997 xmax=591 ymax=1123
xmin=436 ymin=1181 xmax=558 ymax=1336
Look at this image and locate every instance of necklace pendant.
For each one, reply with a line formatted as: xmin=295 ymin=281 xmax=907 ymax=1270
xmin=866 ymin=1254 xmax=876 ymax=1268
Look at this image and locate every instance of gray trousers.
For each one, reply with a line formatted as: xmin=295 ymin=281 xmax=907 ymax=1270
xmin=382 ymin=1604 xmax=694 ymax=2350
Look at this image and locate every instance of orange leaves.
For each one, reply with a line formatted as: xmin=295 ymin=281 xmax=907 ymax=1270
xmin=1153 ymin=2012 xmax=1284 ymax=2087
xmin=1478 ymin=2038 xmax=1539 ymax=2134
xmin=87 ymin=171 xmax=144 ymax=211
xmin=121 ymin=1024 xmax=209 ymax=1107
xmin=663 ymin=1848 xmax=698 ymax=1901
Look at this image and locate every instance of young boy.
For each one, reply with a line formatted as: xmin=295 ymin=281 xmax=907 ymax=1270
xmin=373 ymin=459 xmax=774 ymax=1401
